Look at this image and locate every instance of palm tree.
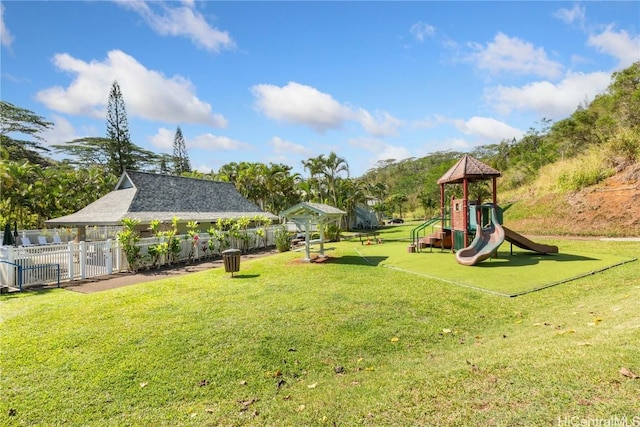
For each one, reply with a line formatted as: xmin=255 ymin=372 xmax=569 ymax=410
xmin=263 ymin=163 xmax=302 ymax=214
xmin=321 ymin=152 xmax=349 ymax=207
xmin=297 ymin=179 xmax=317 ymax=203
xmin=337 ymin=178 xmax=367 ymax=230
xmin=301 ymin=155 xmax=327 ymax=203
xmin=368 ymin=181 xmax=389 ymax=221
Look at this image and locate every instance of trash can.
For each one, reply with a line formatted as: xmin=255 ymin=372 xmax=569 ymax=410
xmin=222 ymin=249 xmax=241 ymax=277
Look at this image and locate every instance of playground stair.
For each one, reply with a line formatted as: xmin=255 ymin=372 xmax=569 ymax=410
xmin=419 ymin=231 xmax=452 ymax=251
xmin=410 ymin=217 xmax=451 ymax=252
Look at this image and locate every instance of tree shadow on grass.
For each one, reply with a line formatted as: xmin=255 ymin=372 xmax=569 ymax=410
xmin=324 ymin=255 xmax=388 ymax=267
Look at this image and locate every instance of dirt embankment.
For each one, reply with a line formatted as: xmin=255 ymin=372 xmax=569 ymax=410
xmin=507 ymin=165 xmax=640 ymax=237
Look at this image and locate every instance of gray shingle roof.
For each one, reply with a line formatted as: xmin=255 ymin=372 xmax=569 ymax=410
xmin=280 ymin=202 xmax=346 ymax=219
xmin=46 ymin=170 xmax=278 ymax=226
xmin=437 ymin=155 xmax=501 ymax=185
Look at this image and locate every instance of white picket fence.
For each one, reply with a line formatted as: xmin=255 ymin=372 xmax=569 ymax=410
xmin=0 ymin=227 xmax=277 ymax=291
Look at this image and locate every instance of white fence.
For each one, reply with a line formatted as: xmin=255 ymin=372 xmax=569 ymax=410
xmin=0 ymin=227 xmax=277 ymax=291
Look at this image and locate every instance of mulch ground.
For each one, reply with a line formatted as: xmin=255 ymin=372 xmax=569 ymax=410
xmin=62 ymin=248 xmax=280 ymax=294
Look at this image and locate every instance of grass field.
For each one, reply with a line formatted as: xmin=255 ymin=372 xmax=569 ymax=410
xmin=1 ymin=231 xmax=639 ymax=426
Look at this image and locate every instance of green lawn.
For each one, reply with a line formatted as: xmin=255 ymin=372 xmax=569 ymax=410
xmin=1 ymin=238 xmax=639 ymax=426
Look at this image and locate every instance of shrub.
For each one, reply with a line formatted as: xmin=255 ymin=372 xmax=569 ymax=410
xmin=274 ymin=227 xmax=291 ymax=252
xmin=326 ymin=223 xmax=342 ymax=242
xmin=556 ymin=151 xmax=614 ymax=191
xmin=605 ymin=128 xmax=639 ymax=170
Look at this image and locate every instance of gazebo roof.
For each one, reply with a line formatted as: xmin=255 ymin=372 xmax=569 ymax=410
xmin=280 ymin=202 xmax=346 ymax=222
xmin=437 ymin=154 xmax=501 ymax=185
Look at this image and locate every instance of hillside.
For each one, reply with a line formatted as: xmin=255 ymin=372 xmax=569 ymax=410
xmin=502 ymin=164 xmax=640 ymax=237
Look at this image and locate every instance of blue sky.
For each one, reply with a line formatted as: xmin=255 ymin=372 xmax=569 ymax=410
xmin=2 ymin=1 xmax=639 ymax=177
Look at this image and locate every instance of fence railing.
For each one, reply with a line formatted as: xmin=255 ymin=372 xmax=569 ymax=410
xmin=0 ymin=227 xmax=277 ymax=291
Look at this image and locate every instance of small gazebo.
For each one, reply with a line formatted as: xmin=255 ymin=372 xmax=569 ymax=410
xmin=436 ymin=155 xmax=501 ymax=249
xmin=280 ymin=202 xmax=346 ymax=262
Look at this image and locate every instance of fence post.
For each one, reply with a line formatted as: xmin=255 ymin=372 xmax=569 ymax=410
xmin=106 ymin=239 xmax=113 ymax=274
xmin=80 ymin=241 xmax=87 ymax=279
xmin=115 ymin=241 xmax=121 ymax=272
xmin=67 ymin=242 xmax=75 ymax=281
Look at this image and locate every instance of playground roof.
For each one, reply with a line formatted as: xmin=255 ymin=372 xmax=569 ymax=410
xmin=437 ymin=154 xmax=501 ymax=185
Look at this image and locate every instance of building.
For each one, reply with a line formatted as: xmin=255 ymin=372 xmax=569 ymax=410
xmin=45 ymin=170 xmax=279 ymax=240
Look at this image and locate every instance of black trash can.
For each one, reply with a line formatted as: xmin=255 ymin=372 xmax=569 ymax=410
xmin=222 ymin=249 xmax=241 ymax=277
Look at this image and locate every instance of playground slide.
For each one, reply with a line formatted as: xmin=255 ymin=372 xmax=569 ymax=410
xmin=456 ymin=220 xmax=505 ymax=266
xmin=502 ymin=226 xmax=558 ymax=254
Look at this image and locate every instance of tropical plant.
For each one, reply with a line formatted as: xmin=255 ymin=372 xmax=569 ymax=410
xmin=208 ymin=218 xmax=232 ymax=255
xmin=185 ymin=220 xmax=200 ymax=263
xmin=231 ymin=216 xmax=251 ymax=253
xmin=147 ymin=219 xmax=164 ymax=268
xmin=253 ymin=215 xmax=272 ymax=248
xmin=116 ymin=218 xmax=142 ymax=273
xmin=166 ymin=217 xmax=182 ymax=264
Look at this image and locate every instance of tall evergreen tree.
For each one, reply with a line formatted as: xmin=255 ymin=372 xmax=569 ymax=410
xmin=106 ymin=80 xmax=135 ymax=175
xmin=172 ymin=126 xmax=191 ymax=174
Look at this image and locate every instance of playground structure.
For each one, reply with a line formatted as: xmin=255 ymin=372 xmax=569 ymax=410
xmin=410 ymin=155 xmax=558 ymax=266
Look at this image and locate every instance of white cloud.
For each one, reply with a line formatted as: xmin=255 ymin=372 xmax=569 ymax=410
xmin=410 ymin=21 xmax=435 ymax=42
xmin=469 ymin=32 xmax=564 ymax=79
xmin=36 ymin=50 xmax=227 ymax=128
xmin=447 ymin=138 xmax=473 ymax=150
xmin=553 ymin=4 xmax=586 ymax=27
xmin=149 ymin=127 xmax=175 ymax=151
xmin=115 ymin=0 xmax=235 ymax=52
xmin=413 ymin=114 xmax=447 ymax=129
xmin=485 ymin=70 xmax=611 ymax=118
xmin=251 ymin=81 xmax=401 ymax=136
xmin=252 ymin=82 xmax=352 ymax=132
xmin=270 ymin=136 xmax=314 ymax=156
xmin=41 ymin=115 xmax=79 ymax=146
xmin=150 ymin=127 xmax=251 ymax=153
xmin=588 ymin=26 xmax=640 ymax=69
xmin=0 ymin=4 xmax=14 ymax=48
xmin=349 ymin=137 xmax=412 ymax=168
xmin=453 ymin=116 xmax=523 ymax=143
xmin=356 ymin=109 xmax=403 ymax=137
xmin=190 ymin=133 xmax=252 ymax=151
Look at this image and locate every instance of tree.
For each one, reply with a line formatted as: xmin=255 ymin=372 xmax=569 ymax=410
xmin=106 ymin=80 xmax=136 ymax=175
xmin=0 ymin=101 xmax=55 ymax=166
xmin=51 ymin=137 xmax=112 ymax=171
xmin=321 ymin=152 xmax=350 ymax=207
xmin=0 ymin=160 xmax=41 ymax=227
xmin=52 ymin=136 xmax=163 ymax=174
xmin=336 ymin=178 xmax=367 ymax=229
xmin=301 ymin=155 xmax=327 ymax=203
xmin=172 ymin=126 xmax=191 ymax=174
xmin=386 ymin=193 xmax=408 ymax=219
xmin=417 ymin=189 xmax=437 ymax=218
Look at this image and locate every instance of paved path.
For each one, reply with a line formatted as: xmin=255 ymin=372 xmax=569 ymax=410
xmin=63 ymin=249 xmax=279 ymax=294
